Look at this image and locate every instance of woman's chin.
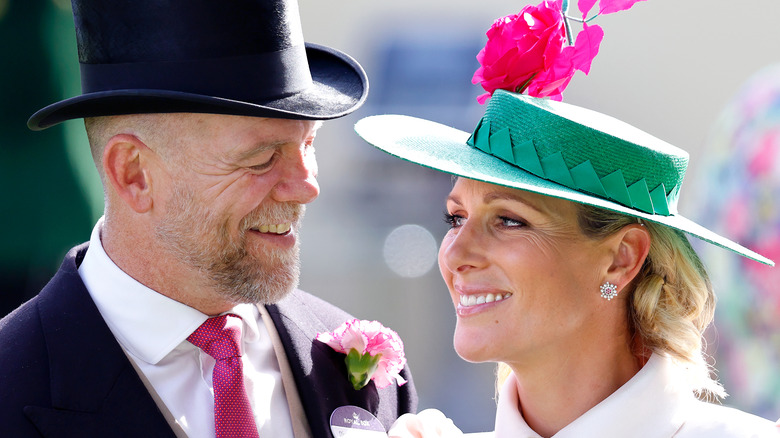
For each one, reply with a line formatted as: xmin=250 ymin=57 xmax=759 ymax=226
xmin=453 ymin=327 xmax=496 ymax=363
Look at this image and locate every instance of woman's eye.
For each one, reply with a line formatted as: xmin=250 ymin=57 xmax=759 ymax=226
xmin=443 ymin=212 xmax=465 ymax=228
xmin=500 ymin=216 xmax=526 ymax=228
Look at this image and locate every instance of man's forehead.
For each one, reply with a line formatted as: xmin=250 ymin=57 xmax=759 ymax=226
xmin=189 ymin=113 xmax=322 ymax=130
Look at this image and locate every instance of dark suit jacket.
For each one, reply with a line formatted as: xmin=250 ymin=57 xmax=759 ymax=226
xmin=0 ymin=244 xmax=417 ymax=437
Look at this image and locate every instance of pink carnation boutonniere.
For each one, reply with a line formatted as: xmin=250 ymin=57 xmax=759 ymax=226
xmin=316 ymin=319 xmax=408 ymax=390
xmin=473 ymin=0 xmax=646 ymax=103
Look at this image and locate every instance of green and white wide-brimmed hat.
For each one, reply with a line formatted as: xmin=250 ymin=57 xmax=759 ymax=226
xmin=356 ymin=90 xmax=774 ymax=266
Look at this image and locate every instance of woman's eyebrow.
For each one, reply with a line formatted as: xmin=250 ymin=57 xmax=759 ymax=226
xmin=445 ymin=193 xmax=462 ymax=206
xmin=483 ymin=191 xmax=543 ymax=213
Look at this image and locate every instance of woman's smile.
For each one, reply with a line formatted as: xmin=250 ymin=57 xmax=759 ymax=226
xmin=454 ymin=283 xmax=514 ymax=316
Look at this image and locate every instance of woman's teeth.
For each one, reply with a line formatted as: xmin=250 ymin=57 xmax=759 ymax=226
xmin=256 ymin=223 xmax=291 ymax=234
xmin=459 ymin=293 xmax=512 ymax=307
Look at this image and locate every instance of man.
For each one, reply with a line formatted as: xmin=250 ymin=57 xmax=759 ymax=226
xmin=0 ymin=0 xmax=416 ymax=437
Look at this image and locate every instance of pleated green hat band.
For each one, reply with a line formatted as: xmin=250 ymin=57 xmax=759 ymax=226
xmin=466 ymin=90 xmax=689 ymax=216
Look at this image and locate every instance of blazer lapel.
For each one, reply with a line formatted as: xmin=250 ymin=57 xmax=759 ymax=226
xmin=266 ymin=289 xmax=419 ymax=438
xmin=24 ymin=245 xmax=175 ymax=438
xmin=265 ymin=290 xmax=383 ymax=438
xmin=257 ymin=303 xmax=312 ymax=438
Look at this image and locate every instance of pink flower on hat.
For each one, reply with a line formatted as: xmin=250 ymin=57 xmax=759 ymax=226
xmin=579 ymin=0 xmax=646 ymax=17
xmin=473 ymin=0 xmax=645 ymax=103
xmin=316 ymin=319 xmax=407 ymax=390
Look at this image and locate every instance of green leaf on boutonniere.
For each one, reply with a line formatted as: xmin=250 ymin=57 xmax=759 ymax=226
xmin=345 ymin=348 xmax=382 ymax=390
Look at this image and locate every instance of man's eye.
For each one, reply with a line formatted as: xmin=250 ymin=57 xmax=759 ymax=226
xmin=248 ymin=155 xmax=276 ymax=172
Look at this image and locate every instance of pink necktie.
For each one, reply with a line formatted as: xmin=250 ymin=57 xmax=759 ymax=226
xmin=188 ymin=314 xmax=260 ymax=438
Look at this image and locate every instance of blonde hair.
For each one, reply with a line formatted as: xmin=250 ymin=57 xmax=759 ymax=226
xmin=496 ymin=204 xmax=724 ymax=401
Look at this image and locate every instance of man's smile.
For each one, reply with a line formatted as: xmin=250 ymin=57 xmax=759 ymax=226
xmin=250 ymin=223 xmax=292 ymax=235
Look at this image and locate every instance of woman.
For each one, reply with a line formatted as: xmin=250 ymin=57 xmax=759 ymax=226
xmin=355 ymin=88 xmax=779 ymax=436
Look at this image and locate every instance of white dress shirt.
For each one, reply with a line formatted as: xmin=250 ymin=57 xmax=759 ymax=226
xmin=492 ymin=353 xmax=780 ymax=438
xmin=78 ymin=218 xmax=294 ymax=438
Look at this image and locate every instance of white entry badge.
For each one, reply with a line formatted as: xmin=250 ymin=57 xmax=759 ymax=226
xmin=329 ymin=405 xmax=387 ymax=437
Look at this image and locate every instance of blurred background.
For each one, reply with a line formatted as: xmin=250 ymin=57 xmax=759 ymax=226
xmin=1 ymin=0 xmax=778 ymax=432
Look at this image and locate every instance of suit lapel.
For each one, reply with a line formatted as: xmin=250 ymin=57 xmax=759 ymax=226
xmin=25 ymin=245 xmax=175 ymax=438
xmin=265 ymin=291 xmax=382 ymax=438
xmin=257 ymin=304 xmax=312 ymax=438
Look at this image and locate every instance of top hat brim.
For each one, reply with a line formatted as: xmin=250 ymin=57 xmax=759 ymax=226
xmin=28 ymin=44 xmax=367 ymax=130
xmin=355 ymin=114 xmax=774 ymax=266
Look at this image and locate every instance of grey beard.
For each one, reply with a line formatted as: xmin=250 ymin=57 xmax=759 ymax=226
xmin=155 ymin=184 xmax=304 ymax=305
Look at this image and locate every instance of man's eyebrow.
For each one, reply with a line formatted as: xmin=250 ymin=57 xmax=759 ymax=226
xmin=227 ymin=123 xmax=322 ymax=163
xmin=228 ymin=140 xmax=286 ymax=162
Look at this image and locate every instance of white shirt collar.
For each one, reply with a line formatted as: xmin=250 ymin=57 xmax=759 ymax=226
xmin=495 ymin=353 xmax=693 ymax=438
xmin=78 ymin=217 xmax=262 ymax=364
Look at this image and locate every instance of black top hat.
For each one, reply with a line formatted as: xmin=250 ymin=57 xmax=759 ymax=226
xmin=28 ymin=0 xmax=368 ymax=130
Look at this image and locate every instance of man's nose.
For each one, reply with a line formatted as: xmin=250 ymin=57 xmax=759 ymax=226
xmin=270 ymin=145 xmax=320 ymax=204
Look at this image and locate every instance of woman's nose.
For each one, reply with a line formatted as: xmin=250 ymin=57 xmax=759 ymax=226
xmin=439 ymin=222 xmax=487 ymax=275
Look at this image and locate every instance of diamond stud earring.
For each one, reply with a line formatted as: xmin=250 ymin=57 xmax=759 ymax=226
xmin=600 ymin=282 xmax=618 ymax=300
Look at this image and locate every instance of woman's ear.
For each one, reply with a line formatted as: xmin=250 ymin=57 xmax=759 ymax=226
xmin=607 ymin=224 xmax=651 ymax=291
xmin=102 ymin=134 xmax=156 ymax=213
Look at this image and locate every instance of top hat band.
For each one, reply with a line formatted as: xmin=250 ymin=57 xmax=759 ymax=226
xmin=80 ymin=44 xmax=313 ymax=102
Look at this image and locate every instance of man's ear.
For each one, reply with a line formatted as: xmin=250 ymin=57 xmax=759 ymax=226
xmin=102 ymin=134 xmax=157 ymax=213
xmin=606 ymin=224 xmax=651 ymax=292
